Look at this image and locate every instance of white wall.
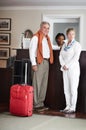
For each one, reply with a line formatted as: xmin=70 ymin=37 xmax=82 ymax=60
xmin=0 ymin=7 xmax=86 ymax=56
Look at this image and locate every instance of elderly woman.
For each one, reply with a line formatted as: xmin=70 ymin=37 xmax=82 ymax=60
xmin=59 ymin=28 xmax=81 ymax=114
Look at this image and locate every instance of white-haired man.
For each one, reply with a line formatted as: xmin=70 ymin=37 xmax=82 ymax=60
xmin=29 ymin=21 xmax=53 ymax=111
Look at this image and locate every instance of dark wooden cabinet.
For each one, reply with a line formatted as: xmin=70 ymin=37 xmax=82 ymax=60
xmin=0 ymin=68 xmax=13 ymax=111
xmin=45 ymin=50 xmax=65 ymax=110
xmin=77 ymin=51 xmax=86 ymax=113
xmin=0 ymin=49 xmax=30 ymax=112
xmin=0 ymin=68 xmax=12 ymax=103
xmin=13 ymin=59 xmax=32 ymax=85
xmin=16 ymin=49 xmax=29 ymax=60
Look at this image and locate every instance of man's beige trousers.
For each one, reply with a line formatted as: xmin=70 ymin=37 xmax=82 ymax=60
xmin=32 ymin=60 xmax=49 ymax=108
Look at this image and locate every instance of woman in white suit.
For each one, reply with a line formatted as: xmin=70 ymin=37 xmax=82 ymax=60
xmin=59 ymin=28 xmax=81 ymax=113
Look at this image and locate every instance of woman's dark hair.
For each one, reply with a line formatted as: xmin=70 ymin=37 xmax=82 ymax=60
xmin=55 ymin=33 xmax=65 ymax=43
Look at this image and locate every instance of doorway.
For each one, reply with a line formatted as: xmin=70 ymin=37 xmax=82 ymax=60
xmin=43 ymin=14 xmax=83 ymax=45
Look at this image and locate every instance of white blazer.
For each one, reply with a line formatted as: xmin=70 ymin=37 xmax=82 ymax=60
xmin=59 ymin=39 xmax=81 ymax=71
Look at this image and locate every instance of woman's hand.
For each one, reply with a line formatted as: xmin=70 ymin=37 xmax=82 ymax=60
xmin=32 ymin=65 xmax=38 ymax=71
xmin=63 ymin=65 xmax=68 ymax=70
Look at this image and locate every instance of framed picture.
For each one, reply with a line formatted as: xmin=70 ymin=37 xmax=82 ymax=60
xmin=0 ymin=18 xmax=11 ymax=31
xmin=0 ymin=33 xmax=11 ymax=45
xmin=0 ymin=59 xmax=8 ymax=68
xmin=0 ymin=47 xmax=10 ymax=59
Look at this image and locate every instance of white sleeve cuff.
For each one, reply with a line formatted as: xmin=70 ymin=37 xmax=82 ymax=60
xmin=31 ymin=61 xmax=37 ymax=66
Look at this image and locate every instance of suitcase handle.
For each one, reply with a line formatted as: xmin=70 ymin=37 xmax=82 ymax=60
xmin=25 ymin=62 xmax=28 ymax=84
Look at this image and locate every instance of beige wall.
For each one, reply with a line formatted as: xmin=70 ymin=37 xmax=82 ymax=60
xmin=0 ymin=8 xmax=86 ymax=56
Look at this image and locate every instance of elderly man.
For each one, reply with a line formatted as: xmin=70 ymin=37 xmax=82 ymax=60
xmin=29 ymin=21 xmax=53 ymax=111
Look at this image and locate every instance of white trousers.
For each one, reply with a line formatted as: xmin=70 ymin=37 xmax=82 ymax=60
xmin=63 ymin=63 xmax=80 ymax=111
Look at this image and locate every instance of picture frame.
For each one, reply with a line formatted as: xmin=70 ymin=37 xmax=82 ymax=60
xmin=0 ymin=59 xmax=8 ymax=68
xmin=0 ymin=18 xmax=11 ymax=31
xmin=0 ymin=33 xmax=11 ymax=45
xmin=0 ymin=47 xmax=10 ymax=59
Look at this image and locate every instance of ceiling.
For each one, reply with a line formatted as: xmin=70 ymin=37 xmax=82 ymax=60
xmin=0 ymin=0 xmax=86 ymax=7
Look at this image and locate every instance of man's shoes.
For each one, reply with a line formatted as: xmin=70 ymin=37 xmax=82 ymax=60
xmin=37 ymin=106 xmax=49 ymax=112
xmin=34 ymin=106 xmax=49 ymax=112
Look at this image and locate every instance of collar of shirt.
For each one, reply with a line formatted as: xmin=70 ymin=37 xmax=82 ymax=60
xmin=64 ymin=39 xmax=75 ymax=46
xmin=64 ymin=39 xmax=75 ymax=51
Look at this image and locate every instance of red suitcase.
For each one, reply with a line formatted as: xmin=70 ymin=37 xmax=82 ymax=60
xmin=10 ymin=62 xmax=33 ymax=116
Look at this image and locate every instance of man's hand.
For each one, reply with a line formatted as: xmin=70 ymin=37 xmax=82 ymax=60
xmin=32 ymin=65 xmax=38 ymax=71
xmin=63 ymin=65 xmax=68 ymax=70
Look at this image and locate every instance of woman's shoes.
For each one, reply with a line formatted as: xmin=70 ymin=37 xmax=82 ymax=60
xmin=64 ymin=109 xmax=75 ymax=114
xmin=60 ymin=109 xmax=69 ymax=113
xmin=60 ymin=106 xmax=70 ymax=113
xmin=60 ymin=108 xmax=75 ymax=114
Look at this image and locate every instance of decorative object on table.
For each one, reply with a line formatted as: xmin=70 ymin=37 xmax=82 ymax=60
xmin=0 ymin=33 xmax=11 ymax=45
xmin=21 ymin=29 xmax=33 ymax=49
xmin=0 ymin=47 xmax=10 ymax=59
xmin=0 ymin=18 xmax=11 ymax=31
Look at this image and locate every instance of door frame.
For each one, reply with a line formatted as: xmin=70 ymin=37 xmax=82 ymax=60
xmin=43 ymin=14 xmax=84 ymax=46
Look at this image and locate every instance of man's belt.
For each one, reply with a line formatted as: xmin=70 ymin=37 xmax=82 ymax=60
xmin=44 ymin=58 xmax=49 ymax=61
